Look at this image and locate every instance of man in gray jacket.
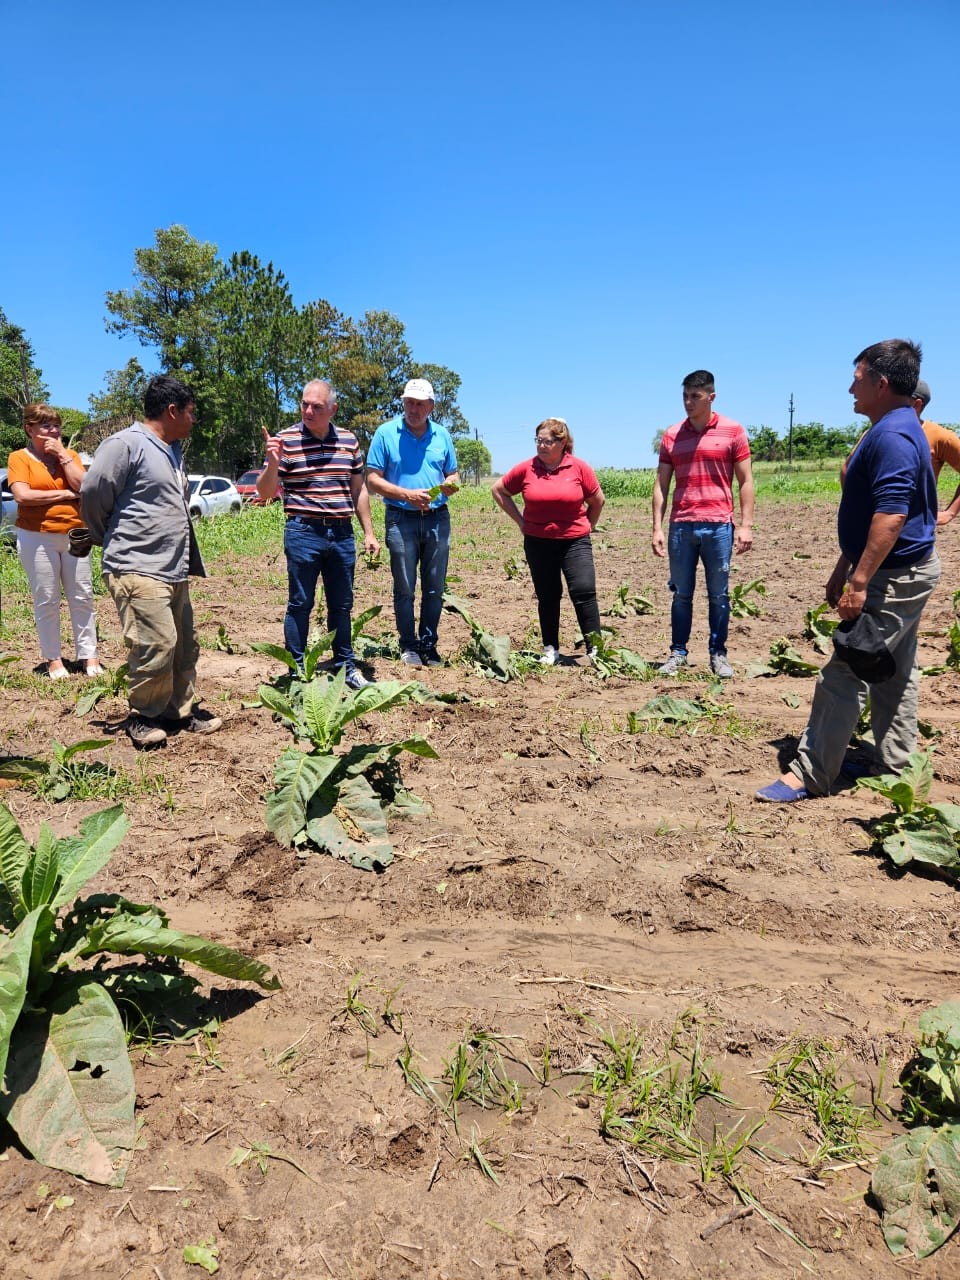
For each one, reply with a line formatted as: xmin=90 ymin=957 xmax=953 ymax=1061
xmin=81 ymin=375 xmax=221 ymax=747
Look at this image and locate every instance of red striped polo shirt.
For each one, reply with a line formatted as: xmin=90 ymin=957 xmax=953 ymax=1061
xmin=275 ymin=423 xmax=363 ymax=519
xmin=658 ymin=413 xmax=751 ymax=523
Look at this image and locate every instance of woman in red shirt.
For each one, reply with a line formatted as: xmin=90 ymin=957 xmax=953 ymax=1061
xmin=7 ymin=404 xmax=103 ymax=679
xmin=492 ymin=418 xmax=605 ymax=664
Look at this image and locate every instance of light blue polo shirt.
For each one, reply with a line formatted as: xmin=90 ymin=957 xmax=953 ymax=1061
xmin=366 ymin=416 xmax=458 ymax=510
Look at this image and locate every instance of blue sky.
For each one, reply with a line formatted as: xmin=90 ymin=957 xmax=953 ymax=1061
xmin=4 ymin=0 xmax=959 ymax=470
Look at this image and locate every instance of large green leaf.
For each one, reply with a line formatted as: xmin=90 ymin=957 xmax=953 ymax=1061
xmin=872 ymin=1125 xmax=960 ymax=1257
xmin=919 ymin=1002 xmax=960 ymax=1046
xmin=344 ymin=679 xmax=421 ymax=719
xmin=633 ymin=695 xmax=705 ymax=724
xmin=301 ymin=667 xmax=348 ymax=748
xmin=883 ymin=826 xmax=960 ymax=874
xmin=1 ymin=979 xmax=136 ymax=1186
xmin=351 ymin=604 xmax=383 ymax=637
xmin=57 ymin=738 xmax=112 ymax=763
xmin=50 ymin=806 xmax=130 ymax=910
xmin=0 ymin=804 xmax=31 ymax=916
xmin=0 ymin=907 xmax=44 ymax=1084
xmin=266 ymin=748 xmax=341 ymax=847
xmin=79 ymin=913 xmax=281 ymax=990
xmin=900 ymin=751 xmax=935 ymax=805
xmin=443 ymin=594 xmax=514 ymax=679
xmin=930 ymin=804 xmax=960 ymax=833
xmin=0 ymin=758 xmax=48 ymax=783
xmin=249 ymin=641 xmax=299 ymax=670
xmin=303 ymin=774 xmax=395 ymax=872
xmin=303 ymin=629 xmax=336 ymax=680
xmin=257 ymin=684 xmax=304 ymax=731
xmin=341 ymin=738 xmax=439 ymax=778
xmin=20 ymin=825 xmax=61 ymax=913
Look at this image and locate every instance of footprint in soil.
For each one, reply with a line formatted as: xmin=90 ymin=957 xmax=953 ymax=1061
xmin=544 ymin=1243 xmax=575 ymax=1278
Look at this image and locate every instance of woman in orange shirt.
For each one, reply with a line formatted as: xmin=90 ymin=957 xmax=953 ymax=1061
xmin=7 ymin=403 xmax=103 ymax=679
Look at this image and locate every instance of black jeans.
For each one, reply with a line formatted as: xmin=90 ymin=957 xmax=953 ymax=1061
xmin=523 ymin=534 xmax=601 ymax=649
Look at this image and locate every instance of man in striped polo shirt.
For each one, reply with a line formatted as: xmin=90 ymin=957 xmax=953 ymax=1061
xmin=256 ymin=380 xmax=380 ymax=687
xmin=652 ymin=370 xmax=754 ymax=678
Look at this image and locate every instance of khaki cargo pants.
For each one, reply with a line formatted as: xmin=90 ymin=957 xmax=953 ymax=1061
xmin=106 ymin=573 xmax=199 ymax=720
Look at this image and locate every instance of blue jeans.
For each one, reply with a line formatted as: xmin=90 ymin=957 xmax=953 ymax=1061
xmin=384 ymin=506 xmax=451 ymax=651
xmin=667 ymin=521 xmax=734 ymax=656
xmin=283 ymin=517 xmax=357 ymax=668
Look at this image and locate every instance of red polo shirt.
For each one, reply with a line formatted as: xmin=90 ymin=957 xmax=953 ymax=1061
xmin=658 ymin=413 xmax=750 ymax=523
xmin=501 ymin=454 xmax=601 ymax=539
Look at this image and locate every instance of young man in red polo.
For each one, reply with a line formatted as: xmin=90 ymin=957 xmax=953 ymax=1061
xmin=651 ymin=369 xmax=754 ymax=678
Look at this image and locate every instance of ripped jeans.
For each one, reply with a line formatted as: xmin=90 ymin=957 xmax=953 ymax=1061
xmin=667 ymin=520 xmax=734 ymax=656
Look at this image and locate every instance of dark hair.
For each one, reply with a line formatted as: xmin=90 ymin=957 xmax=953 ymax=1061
xmin=853 ymin=340 xmax=922 ymax=397
xmin=143 ymin=374 xmax=194 ymax=421
xmin=23 ymin=402 xmax=62 ymax=431
xmin=682 ymin=370 xmax=715 ymax=391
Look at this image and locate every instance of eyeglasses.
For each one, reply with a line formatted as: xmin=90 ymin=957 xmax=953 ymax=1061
xmin=535 ymin=437 xmax=561 ymax=446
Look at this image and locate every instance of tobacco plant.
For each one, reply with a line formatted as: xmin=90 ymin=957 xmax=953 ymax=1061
xmin=803 ymin=602 xmax=839 ymax=655
xmin=855 ymin=749 xmax=960 ymax=879
xmin=872 ymin=1001 xmax=960 ymax=1258
xmin=604 ymin=581 xmax=653 ymax=618
xmin=261 ymin=666 xmax=435 ymax=870
xmin=587 ymin=630 xmax=654 ymax=681
xmin=746 ymin=639 xmax=820 ymax=677
xmin=729 ymin=577 xmax=766 ymax=619
xmin=0 ymin=803 xmax=279 ymax=1186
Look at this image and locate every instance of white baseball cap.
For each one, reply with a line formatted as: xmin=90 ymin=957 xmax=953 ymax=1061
xmin=402 ymin=378 xmax=435 ymax=401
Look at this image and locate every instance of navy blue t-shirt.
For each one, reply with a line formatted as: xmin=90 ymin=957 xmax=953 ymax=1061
xmin=838 ymin=406 xmax=937 ymax=568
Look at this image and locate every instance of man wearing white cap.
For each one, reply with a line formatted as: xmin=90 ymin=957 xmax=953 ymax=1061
xmin=366 ymin=379 xmax=460 ymax=666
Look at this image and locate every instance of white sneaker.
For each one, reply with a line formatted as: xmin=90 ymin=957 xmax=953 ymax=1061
xmin=401 ymin=649 xmax=423 ymax=667
xmin=658 ymin=650 xmax=687 ymax=676
xmin=710 ymin=652 xmax=735 ymax=679
xmin=540 ymin=645 xmax=558 ymax=666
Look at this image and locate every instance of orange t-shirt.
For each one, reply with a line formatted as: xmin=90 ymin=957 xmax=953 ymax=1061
xmin=7 ymin=447 xmax=85 ymax=534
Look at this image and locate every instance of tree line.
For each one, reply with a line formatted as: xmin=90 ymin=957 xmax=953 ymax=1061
xmin=2 ymin=226 xmax=493 ymax=479
xmin=747 ymin=419 xmax=959 ymax=462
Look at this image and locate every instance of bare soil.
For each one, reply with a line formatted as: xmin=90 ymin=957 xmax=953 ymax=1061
xmin=2 ymin=495 xmax=959 ymax=1279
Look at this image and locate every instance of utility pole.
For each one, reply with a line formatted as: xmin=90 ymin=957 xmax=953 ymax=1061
xmin=474 ymin=425 xmax=481 ymax=486
xmin=788 ymin=393 xmax=795 ymax=467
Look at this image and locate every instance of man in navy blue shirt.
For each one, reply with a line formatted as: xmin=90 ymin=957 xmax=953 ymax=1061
xmin=757 ymin=339 xmax=940 ymax=801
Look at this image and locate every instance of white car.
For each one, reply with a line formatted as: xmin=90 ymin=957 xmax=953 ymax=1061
xmin=187 ymin=475 xmax=242 ymax=519
xmin=1 ymin=468 xmax=17 ymax=546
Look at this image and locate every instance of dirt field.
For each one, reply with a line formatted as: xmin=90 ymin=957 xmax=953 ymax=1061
xmin=2 ymin=493 xmax=959 ymax=1279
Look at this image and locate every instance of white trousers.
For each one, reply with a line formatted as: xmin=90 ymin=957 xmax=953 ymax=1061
xmin=16 ymin=527 xmax=99 ymax=662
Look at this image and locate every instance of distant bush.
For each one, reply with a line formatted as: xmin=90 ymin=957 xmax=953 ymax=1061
xmin=595 ymin=469 xmax=656 ymax=498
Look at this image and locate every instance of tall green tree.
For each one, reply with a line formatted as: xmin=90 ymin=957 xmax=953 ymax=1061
xmin=310 ymin=308 xmax=469 ymax=449
xmin=88 ymin=358 xmax=149 ymax=424
xmin=104 ymin=225 xmax=220 ymax=372
xmin=747 ymin=424 xmax=785 ymax=462
xmin=99 ymin=227 xmax=469 ymax=470
xmin=1 ymin=307 xmax=48 ymax=460
xmin=455 ymin=436 xmax=492 ymax=483
xmin=103 ymin=225 xmax=221 ymax=460
xmin=209 ymin=251 xmax=313 ymax=468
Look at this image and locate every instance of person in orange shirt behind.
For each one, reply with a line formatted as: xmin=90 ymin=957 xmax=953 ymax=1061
xmin=912 ymin=381 xmax=960 ymax=527
xmin=841 ymin=380 xmax=960 ymax=527
xmin=7 ymin=403 xmax=103 ymax=679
